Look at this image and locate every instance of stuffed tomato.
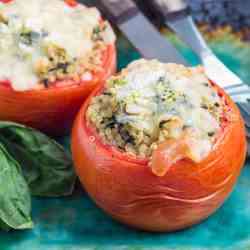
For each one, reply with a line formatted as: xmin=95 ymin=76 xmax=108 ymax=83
xmin=72 ymin=59 xmax=246 ymax=232
xmin=0 ymin=0 xmax=116 ymax=135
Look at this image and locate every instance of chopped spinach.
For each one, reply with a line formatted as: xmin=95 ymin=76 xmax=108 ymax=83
xmin=42 ymin=78 xmax=49 ymax=88
xmin=92 ymin=25 xmax=102 ymax=41
xmin=208 ymin=131 xmax=215 ymax=137
xmin=57 ymin=62 xmax=70 ymax=73
xmin=19 ymin=30 xmax=41 ymax=46
xmin=113 ymin=78 xmax=127 ymax=86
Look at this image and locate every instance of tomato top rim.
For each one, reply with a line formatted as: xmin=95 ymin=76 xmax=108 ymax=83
xmin=0 ymin=43 xmax=115 ymax=93
xmin=0 ymin=0 xmax=116 ymax=93
xmin=81 ymin=78 xmax=234 ymax=166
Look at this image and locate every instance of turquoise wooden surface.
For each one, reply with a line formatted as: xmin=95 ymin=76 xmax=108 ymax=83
xmin=0 ymin=30 xmax=250 ymax=250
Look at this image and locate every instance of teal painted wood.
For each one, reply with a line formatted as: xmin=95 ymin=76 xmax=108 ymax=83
xmin=0 ymin=32 xmax=250 ymax=250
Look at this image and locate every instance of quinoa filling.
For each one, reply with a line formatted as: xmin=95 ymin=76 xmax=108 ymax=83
xmin=87 ymin=59 xmax=226 ymax=160
xmin=0 ymin=0 xmax=116 ymax=91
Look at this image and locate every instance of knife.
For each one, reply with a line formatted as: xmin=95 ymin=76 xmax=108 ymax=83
xmin=93 ymin=0 xmax=188 ymax=65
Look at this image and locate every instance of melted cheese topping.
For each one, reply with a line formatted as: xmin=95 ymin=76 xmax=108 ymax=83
xmin=114 ymin=60 xmax=221 ymax=134
xmin=0 ymin=0 xmax=115 ymax=91
xmin=88 ymin=59 xmax=225 ymax=161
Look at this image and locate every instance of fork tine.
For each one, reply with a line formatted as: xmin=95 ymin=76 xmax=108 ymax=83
xmin=224 ymin=83 xmax=246 ymax=90
xmin=225 ymin=82 xmax=250 ymax=92
xmin=237 ymin=104 xmax=250 ymax=137
xmin=247 ymin=140 xmax=250 ymax=157
xmin=228 ymin=89 xmax=250 ymax=97
xmin=238 ymin=102 xmax=250 ymax=116
xmin=245 ymin=127 xmax=250 ymax=138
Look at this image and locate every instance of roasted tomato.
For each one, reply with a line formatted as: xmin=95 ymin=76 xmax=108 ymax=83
xmin=72 ymin=60 xmax=246 ymax=232
xmin=0 ymin=0 xmax=116 ymax=135
xmin=0 ymin=45 xmax=116 ymax=135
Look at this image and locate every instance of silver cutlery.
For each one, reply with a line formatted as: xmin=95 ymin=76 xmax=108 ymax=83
xmin=94 ymin=0 xmax=188 ymax=65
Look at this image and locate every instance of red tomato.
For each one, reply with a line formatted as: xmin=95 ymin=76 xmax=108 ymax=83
xmin=0 ymin=0 xmax=12 ymax=3
xmin=0 ymin=44 xmax=116 ymax=136
xmin=0 ymin=0 xmax=117 ymax=135
xmin=64 ymin=0 xmax=78 ymax=7
xmin=71 ymin=82 xmax=247 ymax=232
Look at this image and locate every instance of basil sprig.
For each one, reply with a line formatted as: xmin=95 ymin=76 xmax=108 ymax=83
xmin=0 ymin=122 xmax=76 ymax=231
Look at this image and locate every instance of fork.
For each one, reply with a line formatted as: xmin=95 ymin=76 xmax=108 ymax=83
xmin=147 ymin=0 xmax=250 ymax=152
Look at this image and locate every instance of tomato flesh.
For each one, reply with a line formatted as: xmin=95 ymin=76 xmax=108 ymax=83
xmin=64 ymin=0 xmax=78 ymax=7
xmin=0 ymin=0 xmax=12 ymax=3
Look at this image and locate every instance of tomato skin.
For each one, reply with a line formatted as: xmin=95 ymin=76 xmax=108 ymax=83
xmin=0 ymin=0 xmax=116 ymax=135
xmin=72 ymin=82 xmax=247 ymax=232
xmin=0 ymin=44 xmax=116 ymax=136
xmin=0 ymin=0 xmax=12 ymax=3
xmin=64 ymin=0 xmax=78 ymax=7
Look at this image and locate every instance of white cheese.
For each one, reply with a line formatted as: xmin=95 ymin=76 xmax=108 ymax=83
xmin=0 ymin=0 xmax=115 ymax=91
xmin=109 ymin=59 xmax=223 ymax=160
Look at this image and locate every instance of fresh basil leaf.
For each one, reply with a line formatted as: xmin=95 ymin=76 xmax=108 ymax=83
xmin=0 ymin=143 xmax=33 ymax=231
xmin=0 ymin=122 xmax=76 ymax=197
xmin=0 ymin=219 xmax=11 ymax=231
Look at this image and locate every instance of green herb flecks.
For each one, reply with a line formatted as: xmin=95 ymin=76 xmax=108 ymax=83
xmin=92 ymin=25 xmax=102 ymax=41
xmin=19 ymin=28 xmax=41 ymax=46
xmin=114 ymin=78 xmax=127 ymax=86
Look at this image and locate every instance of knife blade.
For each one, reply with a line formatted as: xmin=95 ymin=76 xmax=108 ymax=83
xmin=93 ymin=0 xmax=188 ymax=65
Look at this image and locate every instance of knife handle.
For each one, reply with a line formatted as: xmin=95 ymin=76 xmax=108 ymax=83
xmin=96 ymin=0 xmax=138 ymax=24
xmin=150 ymin=0 xmax=189 ymax=18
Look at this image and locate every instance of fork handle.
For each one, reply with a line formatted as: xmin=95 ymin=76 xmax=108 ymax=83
xmin=150 ymin=0 xmax=188 ymax=18
xmin=95 ymin=0 xmax=138 ymax=24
